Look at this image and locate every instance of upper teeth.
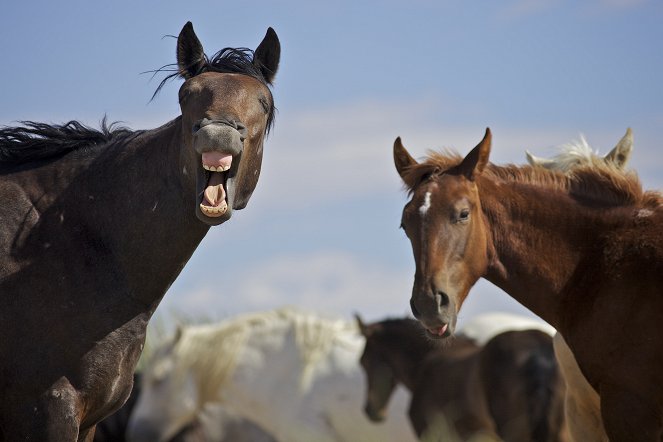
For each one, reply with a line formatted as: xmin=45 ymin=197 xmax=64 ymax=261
xmin=203 ymin=164 xmax=230 ymax=172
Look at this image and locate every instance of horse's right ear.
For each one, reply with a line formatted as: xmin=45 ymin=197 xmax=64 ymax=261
xmin=604 ymin=127 xmax=633 ymax=170
xmin=394 ymin=137 xmax=418 ymax=180
xmin=177 ymin=22 xmax=206 ymax=79
xmin=354 ymin=313 xmax=370 ymax=337
xmin=254 ymin=27 xmax=280 ymax=84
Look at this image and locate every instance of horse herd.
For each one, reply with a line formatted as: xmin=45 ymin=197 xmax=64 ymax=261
xmin=0 ymin=21 xmax=660 ymax=442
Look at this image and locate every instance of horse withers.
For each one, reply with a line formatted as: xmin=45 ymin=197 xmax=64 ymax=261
xmin=393 ymin=129 xmax=663 ymax=441
xmin=0 ymin=22 xmax=279 ymax=441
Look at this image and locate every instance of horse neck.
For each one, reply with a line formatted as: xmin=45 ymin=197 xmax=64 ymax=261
xmin=479 ymin=177 xmax=628 ymax=328
xmin=81 ymin=117 xmax=208 ymax=309
xmin=382 ymin=329 xmax=435 ymax=391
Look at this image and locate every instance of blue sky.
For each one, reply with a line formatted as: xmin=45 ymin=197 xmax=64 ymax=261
xmin=2 ymin=0 xmax=661 ymax=328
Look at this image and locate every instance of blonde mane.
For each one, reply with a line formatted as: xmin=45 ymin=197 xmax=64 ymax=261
xmin=403 ymin=149 xmax=661 ymax=209
xmin=530 ymin=136 xmax=608 ymax=172
xmin=161 ymin=307 xmax=359 ymax=407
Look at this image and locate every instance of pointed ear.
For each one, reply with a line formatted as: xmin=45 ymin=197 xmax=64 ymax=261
xmin=177 ymin=22 xmax=206 ymax=79
xmin=457 ymin=128 xmax=491 ymax=180
xmin=526 ymin=150 xmax=555 ymax=168
xmin=254 ymin=27 xmax=280 ymax=84
xmin=394 ymin=137 xmax=418 ymax=180
xmin=354 ymin=313 xmax=370 ymax=337
xmin=173 ymin=324 xmax=184 ymax=343
xmin=604 ymin=127 xmax=633 ymax=169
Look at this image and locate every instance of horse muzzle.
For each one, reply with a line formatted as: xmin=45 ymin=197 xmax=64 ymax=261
xmin=410 ymin=289 xmax=457 ymax=339
xmin=364 ymin=403 xmax=386 ymax=422
xmin=192 ymin=118 xmax=247 ymax=225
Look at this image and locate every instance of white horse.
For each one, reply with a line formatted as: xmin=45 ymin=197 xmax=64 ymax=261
xmin=525 ymin=128 xmax=634 ymax=442
xmin=127 ymin=308 xmax=417 ymax=442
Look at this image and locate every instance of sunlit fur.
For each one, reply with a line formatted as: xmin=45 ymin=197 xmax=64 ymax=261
xmin=396 ymin=130 xmax=663 ymax=441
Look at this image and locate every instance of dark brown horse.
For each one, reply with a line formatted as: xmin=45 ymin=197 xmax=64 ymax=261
xmin=393 ymin=129 xmax=663 ymax=441
xmin=0 ymin=22 xmax=279 ymax=441
xmin=356 ymin=316 xmax=566 ymax=441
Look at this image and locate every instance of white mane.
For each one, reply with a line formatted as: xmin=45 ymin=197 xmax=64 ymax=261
xmin=529 ymin=135 xmax=603 ymax=172
xmin=526 ymin=128 xmax=633 ymax=173
xmin=160 ymin=307 xmax=359 ymax=406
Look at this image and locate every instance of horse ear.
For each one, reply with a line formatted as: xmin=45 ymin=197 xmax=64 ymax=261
xmin=177 ymin=22 xmax=206 ymax=79
xmin=604 ymin=127 xmax=633 ymax=169
xmin=173 ymin=324 xmax=184 ymax=343
xmin=254 ymin=28 xmax=280 ymax=84
xmin=354 ymin=313 xmax=370 ymax=337
xmin=525 ymin=150 xmax=555 ymax=168
xmin=457 ymin=128 xmax=491 ymax=180
xmin=394 ymin=137 xmax=418 ymax=180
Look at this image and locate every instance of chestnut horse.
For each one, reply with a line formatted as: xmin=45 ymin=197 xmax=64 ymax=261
xmin=0 ymin=22 xmax=279 ymax=441
xmin=393 ymin=128 xmax=663 ymax=441
xmin=527 ymin=127 xmax=634 ymax=442
xmin=356 ymin=316 xmax=566 ymax=441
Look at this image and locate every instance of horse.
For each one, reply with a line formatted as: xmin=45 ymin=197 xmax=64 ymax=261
xmin=127 ymin=308 xmax=418 ymax=442
xmin=0 ymin=22 xmax=280 ymax=441
xmin=525 ymin=128 xmax=635 ymax=442
xmin=393 ymin=128 xmax=663 ymax=441
xmin=93 ymin=374 xmax=273 ymax=442
xmin=355 ymin=315 xmax=566 ymax=441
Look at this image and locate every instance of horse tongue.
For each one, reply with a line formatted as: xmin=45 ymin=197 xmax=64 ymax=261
xmin=203 ymin=173 xmax=226 ymax=207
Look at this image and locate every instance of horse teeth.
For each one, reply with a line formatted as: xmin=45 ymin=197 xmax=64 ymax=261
xmin=199 ymin=201 xmax=228 ymax=216
xmin=201 ymin=164 xmax=231 ymax=172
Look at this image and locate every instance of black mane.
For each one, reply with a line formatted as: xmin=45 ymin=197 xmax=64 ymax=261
xmin=0 ymin=118 xmax=136 ymax=165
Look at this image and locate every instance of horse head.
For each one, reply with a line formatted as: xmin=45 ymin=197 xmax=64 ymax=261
xmin=175 ymin=22 xmax=280 ymax=225
xmin=355 ymin=314 xmax=398 ymax=422
xmin=394 ymin=129 xmax=493 ymax=339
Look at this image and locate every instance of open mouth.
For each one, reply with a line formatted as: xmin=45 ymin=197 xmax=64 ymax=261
xmin=425 ymin=323 xmax=450 ymax=339
xmin=199 ymin=151 xmax=233 ymax=217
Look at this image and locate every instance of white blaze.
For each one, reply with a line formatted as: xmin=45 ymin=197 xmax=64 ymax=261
xmin=419 ymin=191 xmax=432 ymax=216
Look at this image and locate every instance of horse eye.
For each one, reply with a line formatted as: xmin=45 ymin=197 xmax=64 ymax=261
xmin=259 ymin=97 xmax=270 ymax=114
xmin=459 ymin=209 xmax=470 ymax=222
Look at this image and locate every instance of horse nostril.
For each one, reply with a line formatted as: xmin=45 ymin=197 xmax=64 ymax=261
xmin=410 ymin=298 xmax=421 ymax=319
xmin=436 ymin=291 xmax=450 ymax=307
xmin=234 ymin=121 xmax=247 ymax=142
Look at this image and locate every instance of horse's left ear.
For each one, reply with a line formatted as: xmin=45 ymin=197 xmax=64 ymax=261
xmin=525 ymin=150 xmax=555 ymax=168
xmin=177 ymin=22 xmax=206 ymax=79
xmin=604 ymin=127 xmax=633 ymax=170
xmin=254 ymin=28 xmax=280 ymax=84
xmin=457 ymin=128 xmax=491 ymax=180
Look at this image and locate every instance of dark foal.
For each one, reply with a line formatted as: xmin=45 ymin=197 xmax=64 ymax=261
xmin=357 ymin=316 xmax=566 ymax=441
